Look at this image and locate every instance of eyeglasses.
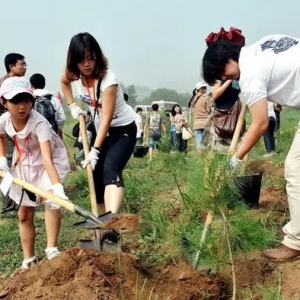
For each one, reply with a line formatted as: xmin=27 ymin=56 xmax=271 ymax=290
xmin=15 ymin=62 xmax=27 ymax=67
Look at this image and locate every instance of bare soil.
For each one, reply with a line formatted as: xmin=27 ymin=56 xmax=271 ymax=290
xmin=0 ymin=248 xmax=226 ymax=300
xmin=0 ymin=160 xmax=296 ymax=300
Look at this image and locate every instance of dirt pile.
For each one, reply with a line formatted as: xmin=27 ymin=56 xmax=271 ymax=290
xmin=246 ymin=160 xmax=284 ymax=178
xmin=0 ymin=248 xmax=226 ymax=300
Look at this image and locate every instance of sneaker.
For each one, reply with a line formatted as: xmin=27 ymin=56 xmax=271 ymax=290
xmin=261 ymin=244 xmax=300 ymax=262
xmin=263 ymin=152 xmax=277 ymax=158
xmin=21 ymin=256 xmax=38 ymax=269
xmin=45 ymin=247 xmax=61 ymax=260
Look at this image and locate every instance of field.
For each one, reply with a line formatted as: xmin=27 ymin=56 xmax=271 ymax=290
xmin=0 ymin=108 xmax=299 ymax=299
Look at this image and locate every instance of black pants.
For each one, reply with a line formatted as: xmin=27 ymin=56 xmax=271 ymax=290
xmin=275 ymin=111 xmax=281 ymax=132
xmin=176 ymin=133 xmax=187 ymax=152
xmin=93 ymin=122 xmax=137 ymax=204
xmin=263 ymin=117 xmax=276 ymax=152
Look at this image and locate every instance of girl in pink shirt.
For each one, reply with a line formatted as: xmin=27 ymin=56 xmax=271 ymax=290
xmin=0 ymin=77 xmax=70 ymax=269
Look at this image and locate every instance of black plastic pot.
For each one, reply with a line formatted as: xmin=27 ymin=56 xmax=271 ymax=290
xmin=133 ymin=145 xmax=149 ymax=158
xmin=233 ymin=171 xmax=263 ymax=209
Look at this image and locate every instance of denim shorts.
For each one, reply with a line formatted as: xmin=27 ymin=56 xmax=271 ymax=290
xmin=194 ymin=129 xmax=204 ymax=150
xmin=148 ymin=133 xmax=161 ymax=148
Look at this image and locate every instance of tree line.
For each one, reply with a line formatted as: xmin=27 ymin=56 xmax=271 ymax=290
xmin=120 ymin=83 xmax=191 ymax=108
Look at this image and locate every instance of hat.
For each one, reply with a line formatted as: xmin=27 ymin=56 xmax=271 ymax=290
xmin=0 ymin=76 xmax=33 ymax=99
xmin=195 ymin=81 xmax=207 ymax=90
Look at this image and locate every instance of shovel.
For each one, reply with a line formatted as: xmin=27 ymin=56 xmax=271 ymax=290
xmin=0 ymin=170 xmax=116 ymax=227
xmin=73 ymin=115 xmax=120 ymax=252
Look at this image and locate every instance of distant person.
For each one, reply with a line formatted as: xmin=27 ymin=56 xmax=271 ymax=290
xmin=263 ymin=101 xmax=277 ymax=157
xmin=169 ymin=110 xmax=177 ymax=150
xmin=30 ymin=73 xmax=66 ymax=138
xmin=170 ymin=104 xmax=188 ymax=152
xmin=274 ymin=103 xmax=282 ymax=131
xmin=0 ymin=53 xmax=27 ymax=85
xmin=189 ymin=82 xmax=212 ymax=151
xmin=144 ymin=104 xmax=166 ymax=161
xmin=135 ymin=107 xmax=143 ymax=144
xmin=0 ymin=53 xmax=27 ymax=216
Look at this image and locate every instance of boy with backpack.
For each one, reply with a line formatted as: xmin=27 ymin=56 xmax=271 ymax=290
xmin=30 ymin=73 xmax=66 ymax=137
xmin=144 ymin=104 xmax=166 ymax=161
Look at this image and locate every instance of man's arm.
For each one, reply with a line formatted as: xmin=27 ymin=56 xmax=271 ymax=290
xmin=235 ymin=98 xmax=269 ymax=159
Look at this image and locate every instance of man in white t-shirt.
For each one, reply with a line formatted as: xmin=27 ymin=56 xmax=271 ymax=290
xmin=202 ymin=34 xmax=300 ymax=262
xmin=135 ymin=107 xmax=143 ymax=144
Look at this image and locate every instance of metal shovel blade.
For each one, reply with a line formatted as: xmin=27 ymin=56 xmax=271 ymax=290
xmin=73 ymin=211 xmax=119 ymax=229
xmin=79 ymin=228 xmax=121 ymax=252
xmin=79 ymin=238 xmax=121 ymax=253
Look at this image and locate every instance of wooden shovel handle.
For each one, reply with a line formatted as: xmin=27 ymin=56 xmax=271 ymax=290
xmin=228 ymin=103 xmax=247 ymax=156
xmin=0 ymin=170 xmax=75 ymax=212
xmin=79 ymin=115 xmax=98 ymax=217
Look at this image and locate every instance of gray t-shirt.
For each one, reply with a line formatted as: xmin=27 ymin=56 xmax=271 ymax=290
xmin=147 ymin=112 xmax=163 ymax=136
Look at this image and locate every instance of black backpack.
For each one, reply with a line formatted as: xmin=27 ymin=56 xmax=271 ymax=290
xmin=34 ymin=94 xmax=58 ymax=133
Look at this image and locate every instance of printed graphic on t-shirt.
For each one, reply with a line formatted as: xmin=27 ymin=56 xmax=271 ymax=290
xmin=260 ymin=37 xmax=298 ymax=54
xmin=149 ymin=114 xmax=161 ymax=134
xmin=79 ymin=94 xmax=102 ymax=109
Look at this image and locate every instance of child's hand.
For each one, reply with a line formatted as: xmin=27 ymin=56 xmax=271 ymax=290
xmin=52 ymin=183 xmax=68 ymax=200
xmin=0 ymin=157 xmax=9 ymax=171
xmin=45 ymin=183 xmax=69 ymax=210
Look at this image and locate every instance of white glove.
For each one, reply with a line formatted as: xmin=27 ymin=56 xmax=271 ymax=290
xmin=229 ymin=155 xmax=243 ymax=169
xmin=81 ymin=147 xmax=99 ymax=170
xmin=69 ymin=103 xmax=87 ymax=120
xmin=0 ymin=156 xmax=9 ymax=171
xmin=45 ymin=183 xmax=68 ymax=210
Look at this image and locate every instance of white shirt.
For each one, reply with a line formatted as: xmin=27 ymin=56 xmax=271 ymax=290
xmin=33 ymin=89 xmax=66 ymax=128
xmin=267 ymin=101 xmax=276 ymax=119
xmin=135 ymin=113 xmax=143 ymax=138
xmin=75 ymin=69 xmax=135 ymax=130
xmin=239 ymin=34 xmax=300 ymax=108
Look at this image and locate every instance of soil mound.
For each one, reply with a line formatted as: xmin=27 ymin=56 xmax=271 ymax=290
xmin=101 ymin=214 xmax=139 ymax=230
xmin=0 ymin=248 xmax=226 ymax=300
xmin=246 ymin=160 xmax=284 ymax=178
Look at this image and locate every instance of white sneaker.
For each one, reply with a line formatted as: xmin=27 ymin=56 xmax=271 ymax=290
xmin=21 ymin=256 xmax=38 ymax=269
xmin=45 ymin=247 xmax=61 ymax=260
xmin=263 ymin=152 xmax=277 ymax=158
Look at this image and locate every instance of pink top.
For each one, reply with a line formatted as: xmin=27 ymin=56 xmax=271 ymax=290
xmin=0 ymin=110 xmax=70 ymax=205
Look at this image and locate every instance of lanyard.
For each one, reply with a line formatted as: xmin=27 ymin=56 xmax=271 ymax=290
xmin=82 ymin=77 xmax=99 ymax=114
xmin=12 ymin=136 xmax=27 ymax=170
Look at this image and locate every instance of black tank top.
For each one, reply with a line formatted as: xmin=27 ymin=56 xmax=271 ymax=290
xmin=215 ymin=80 xmax=240 ymax=110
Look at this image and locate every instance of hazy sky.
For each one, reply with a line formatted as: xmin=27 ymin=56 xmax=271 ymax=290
xmin=1 ymin=0 xmax=299 ymax=94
